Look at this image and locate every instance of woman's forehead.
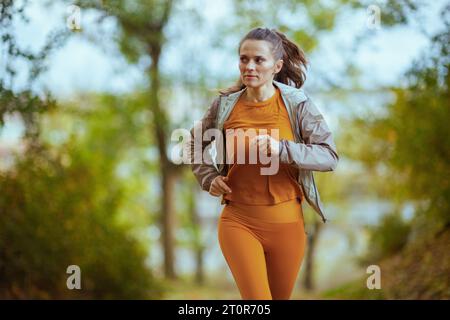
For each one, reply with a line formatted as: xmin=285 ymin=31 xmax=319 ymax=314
xmin=240 ymin=40 xmax=272 ymax=57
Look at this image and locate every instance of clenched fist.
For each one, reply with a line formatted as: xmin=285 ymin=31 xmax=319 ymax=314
xmin=209 ymin=176 xmax=232 ymax=197
xmin=250 ymin=134 xmax=280 ymax=156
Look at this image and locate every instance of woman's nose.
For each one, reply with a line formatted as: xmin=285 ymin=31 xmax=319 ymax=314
xmin=246 ymin=61 xmax=256 ymax=70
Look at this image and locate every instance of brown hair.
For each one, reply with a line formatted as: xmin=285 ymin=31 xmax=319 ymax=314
xmin=219 ymin=27 xmax=308 ymax=95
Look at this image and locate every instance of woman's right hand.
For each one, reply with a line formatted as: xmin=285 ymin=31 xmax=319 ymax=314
xmin=209 ymin=176 xmax=232 ymax=197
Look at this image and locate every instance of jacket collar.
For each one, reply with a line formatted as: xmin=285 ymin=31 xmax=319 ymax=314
xmin=222 ymin=79 xmax=308 ymax=110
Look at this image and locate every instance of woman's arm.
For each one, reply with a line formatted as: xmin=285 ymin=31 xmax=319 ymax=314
xmin=279 ymin=98 xmax=339 ymax=171
xmin=188 ymin=97 xmax=222 ymax=191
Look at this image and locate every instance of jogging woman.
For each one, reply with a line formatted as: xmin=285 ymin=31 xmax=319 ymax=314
xmin=189 ymin=27 xmax=339 ymax=300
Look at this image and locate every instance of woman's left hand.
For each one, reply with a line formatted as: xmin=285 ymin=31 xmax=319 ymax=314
xmin=251 ymin=134 xmax=280 ymax=156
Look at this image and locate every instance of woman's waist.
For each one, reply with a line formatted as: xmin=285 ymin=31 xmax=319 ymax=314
xmin=223 ymin=197 xmax=303 ymax=223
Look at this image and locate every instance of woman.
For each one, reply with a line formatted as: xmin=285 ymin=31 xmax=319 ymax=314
xmin=188 ymin=27 xmax=339 ymax=299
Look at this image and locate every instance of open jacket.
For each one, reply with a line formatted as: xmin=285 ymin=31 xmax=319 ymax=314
xmin=188 ymin=80 xmax=339 ymax=223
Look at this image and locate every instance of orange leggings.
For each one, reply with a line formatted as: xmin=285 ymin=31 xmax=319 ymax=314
xmin=218 ymin=198 xmax=307 ymax=300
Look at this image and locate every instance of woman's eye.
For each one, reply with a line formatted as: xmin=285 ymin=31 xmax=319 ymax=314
xmin=240 ymin=57 xmax=264 ymax=63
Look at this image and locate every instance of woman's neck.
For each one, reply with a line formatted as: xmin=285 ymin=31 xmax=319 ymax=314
xmin=244 ymin=82 xmax=276 ymax=103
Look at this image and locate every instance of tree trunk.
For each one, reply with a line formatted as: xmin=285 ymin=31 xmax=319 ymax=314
xmin=303 ymin=220 xmax=323 ymax=291
xmin=195 ymin=244 xmax=205 ymax=285
xmin=161 ymin=165 xmax=177 ymax=279
xmin=149 ymin=48 xmax=180 ymax=280
xmin=188 ymin=190 xmax=205 ymax=285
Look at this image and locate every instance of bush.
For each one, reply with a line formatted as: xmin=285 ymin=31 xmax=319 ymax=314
xmin=361 ymin=212 xmax=411 ymax=264
xmin=0 ymin=145 xmax=164 ymax=299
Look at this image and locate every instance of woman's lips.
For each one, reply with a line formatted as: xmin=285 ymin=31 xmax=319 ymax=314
xmin=245 ymin=75 xmax=257 ymax=78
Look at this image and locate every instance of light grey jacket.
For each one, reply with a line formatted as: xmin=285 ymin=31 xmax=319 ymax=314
xmin=189 ymin=80 xmax=339 ymax=223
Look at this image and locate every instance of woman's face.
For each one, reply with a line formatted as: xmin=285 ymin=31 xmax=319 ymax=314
xmin=239 ymin=39 xmax=283 ymax=88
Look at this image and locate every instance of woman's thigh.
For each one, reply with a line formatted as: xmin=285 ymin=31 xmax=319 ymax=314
xmin=263 ymin=220 xmax=307 ymax=299
xmin=218 ymin=210 xmax=272 ymax=299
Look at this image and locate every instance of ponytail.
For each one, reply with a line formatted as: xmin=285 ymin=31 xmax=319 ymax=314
xmin=271 ymin=29 xmax=307 ymax=89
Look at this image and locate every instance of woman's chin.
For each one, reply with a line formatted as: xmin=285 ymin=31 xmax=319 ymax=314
xmin=243 ymin=80 xmax=259 ymax=87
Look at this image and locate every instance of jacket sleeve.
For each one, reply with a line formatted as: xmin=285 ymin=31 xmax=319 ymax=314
xmin=279 ymin=98 xmax=339 ymax=171
xmin=188 ymin=96 xmax=221 ymax=191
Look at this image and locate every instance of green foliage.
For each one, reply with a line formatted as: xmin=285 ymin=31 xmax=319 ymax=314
xmin=0 ymin=143 xmax=164 ymax=299
xmin=0 ymin=1 xmax=68 ymax=140
xmin=0 ymin=1 xmax=69 ymax=83
xmin=361 ymin=213 xmax=411 ymax=264
xmin=349 ymin=0 xmax=420 ymax=26
xmin=321 ymin=277 xmax=385 ymax=300
xmin=74 ymin=0 xmax=172 ymax=66
xmin=379 ymin=226 xmax=450 ymax=299
xmin=0 ymin=82 xmax=57 ymax=138
xmin=339 ymin=21 xmax=450 ymax=234
xmin=324 ymin=225 xmax=450 ymax=300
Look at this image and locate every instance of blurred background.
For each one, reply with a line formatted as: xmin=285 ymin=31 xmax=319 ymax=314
xmin=0 ymin=0 xmax=449 ymax=299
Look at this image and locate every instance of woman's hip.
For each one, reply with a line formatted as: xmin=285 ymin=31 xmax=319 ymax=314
xmin=220 ymin=197 xmax=303 ymax=224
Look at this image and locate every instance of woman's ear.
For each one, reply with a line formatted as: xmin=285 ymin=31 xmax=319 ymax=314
xmin=274 ymin=59 xmax=283 ymax=74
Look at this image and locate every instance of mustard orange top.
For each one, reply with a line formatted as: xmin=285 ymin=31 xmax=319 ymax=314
xmin=223 ymin=86 xmax=304 ymax=205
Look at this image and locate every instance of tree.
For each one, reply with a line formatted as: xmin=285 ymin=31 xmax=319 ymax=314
xmin=71 ymin=0 xmax=181 ymax=279
xmin=0 ymin=0 xmax=68 ymax=140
